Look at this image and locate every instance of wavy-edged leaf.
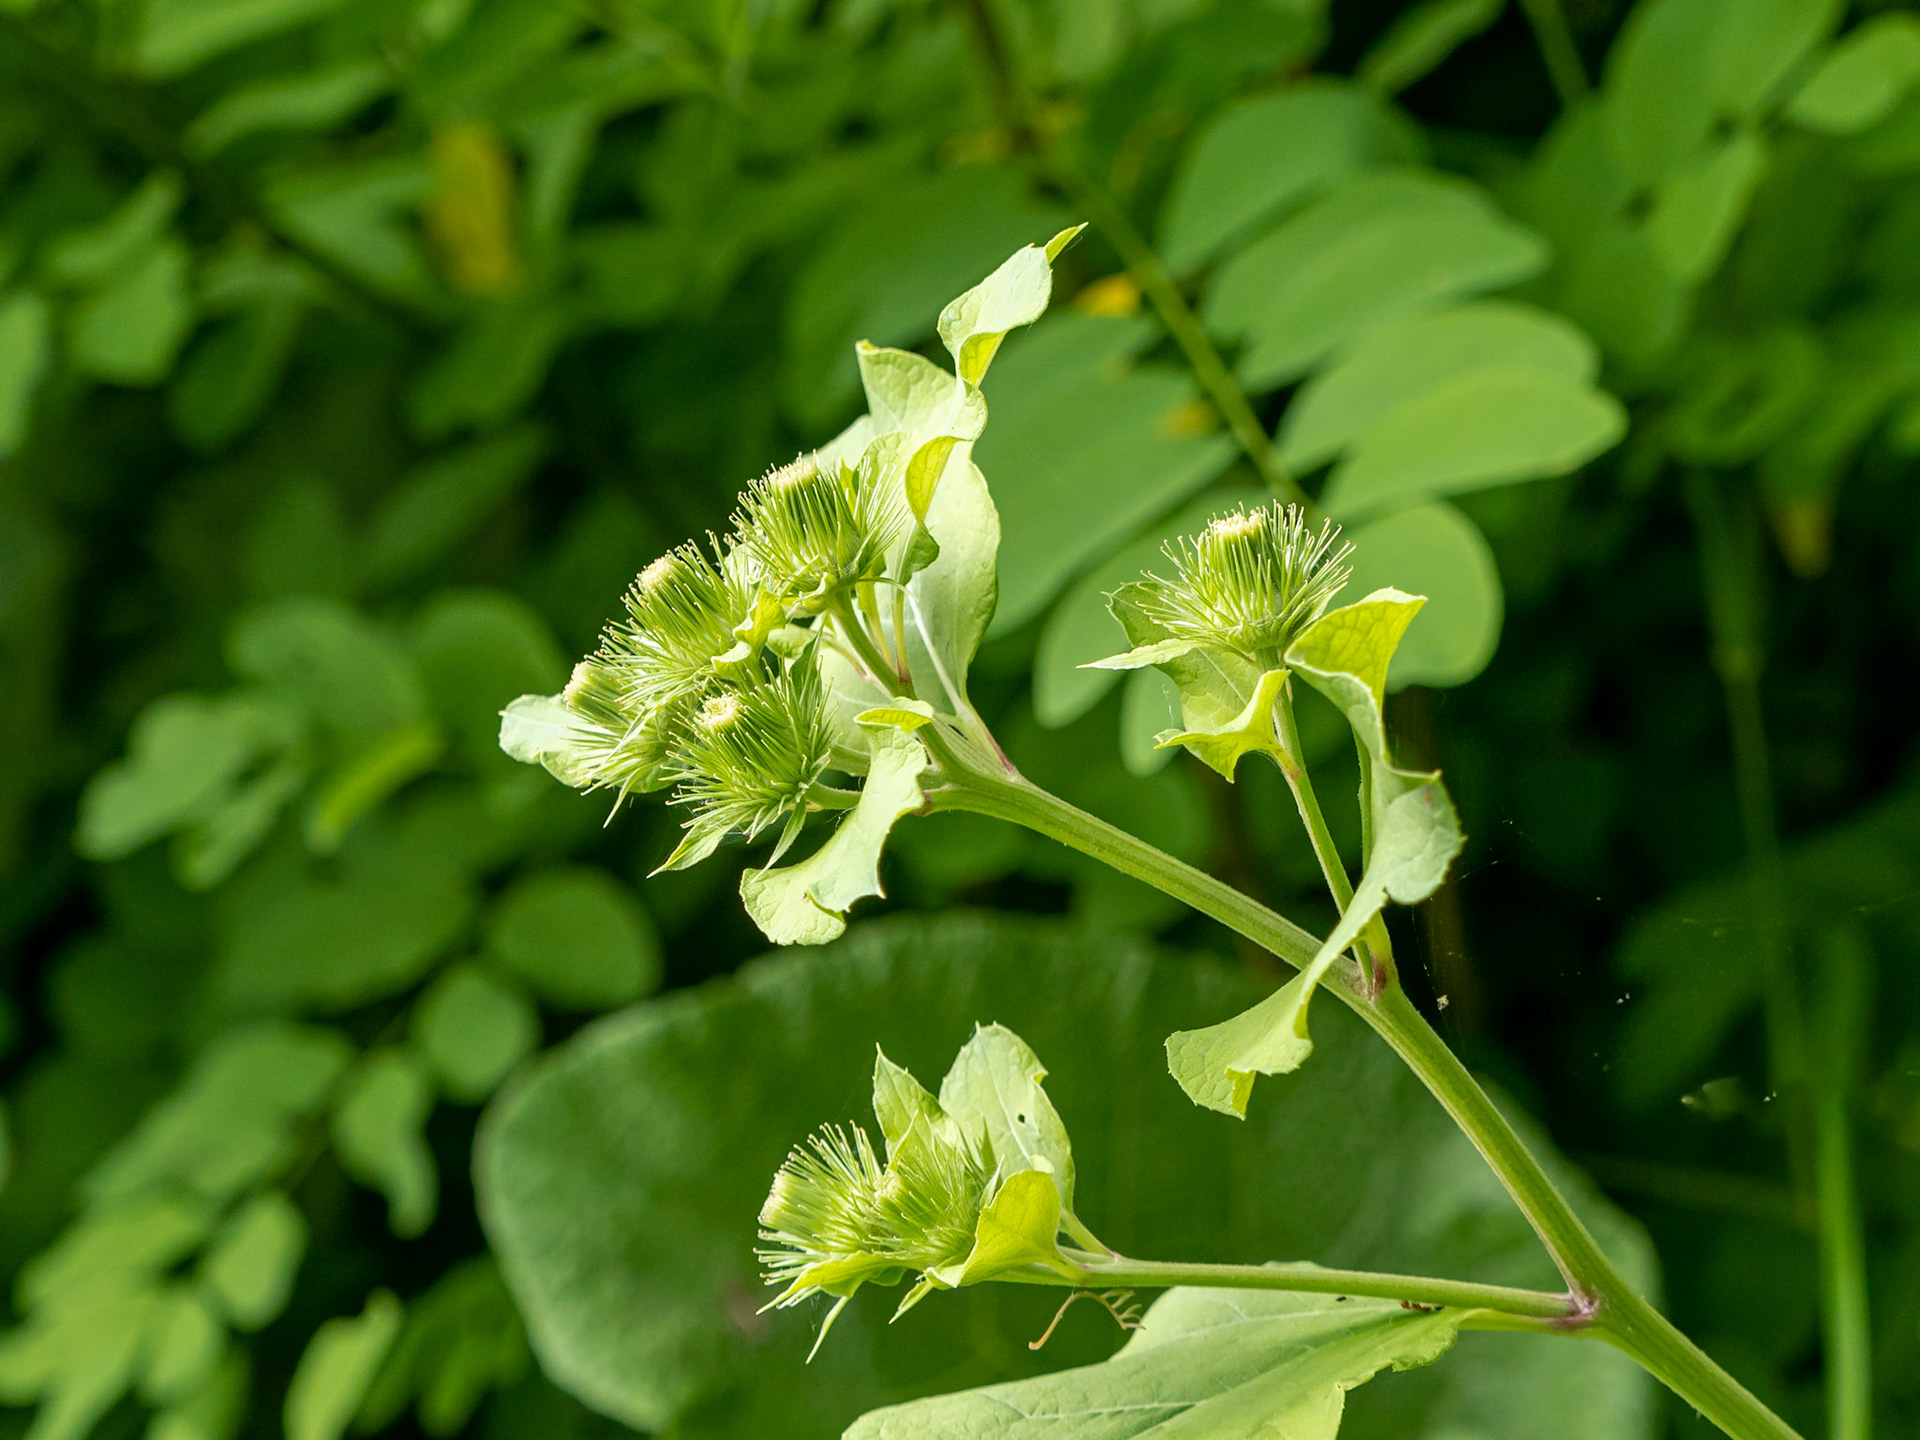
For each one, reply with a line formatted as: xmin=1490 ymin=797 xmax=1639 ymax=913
xmin=937 ymin=1025 xmax=1075 ymax=1210
xmin=739 ymin=730 xmax=929 ymax=945
xmin=1338 ymin=503 xmax=1503 ymax=690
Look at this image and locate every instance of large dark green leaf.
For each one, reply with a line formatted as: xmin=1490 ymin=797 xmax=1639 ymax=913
xmin=478 ymin=915 xmax=1653 ymax=1439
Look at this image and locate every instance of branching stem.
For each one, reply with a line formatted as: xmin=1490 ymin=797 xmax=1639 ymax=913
xmin=925 ymin=728 xmax=1803 ymax=1440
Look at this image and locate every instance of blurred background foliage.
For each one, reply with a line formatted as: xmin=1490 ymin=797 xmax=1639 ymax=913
xmin=0 ymin=0 xmax=1917 ymax=1437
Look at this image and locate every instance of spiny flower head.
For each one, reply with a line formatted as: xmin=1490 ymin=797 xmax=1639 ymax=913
xmin=1138 ymin=502 xmax=1353 ymax=662
xmin=733 ymin=453 xmax=907 ymax=606
xmin=661 ymin=659 xmax=833 ymax=868
xmin=601 ymin=540 xmax=759 ymax=707
xmin=757 ymin=1118 xmax=986 ymax=1310
xmin=555 ymin=656 xmax=680 ymax=796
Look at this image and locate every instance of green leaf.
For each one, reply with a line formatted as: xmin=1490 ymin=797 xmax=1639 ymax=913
xmin=227 ymin=596 xmax=425 ymax=740
xmin=148 ymin=1352 xmax=246 ymax=1440
xmin=1166 ymin=971 xmax=1318 ymax=1117
xmin=0 ymin=1283 xmax=157 ymax=1440
xmin=1119 ymin=668 xmax=1180 ymax=777
xmin=65 ymin=239 xmax=194 ymax=386
xmin=477 ymin=915 xmax=1654 ymax=1436
xmin=976 ymin=314 xmax=1235 ymax=633
xmin=129 ymin=0 xmax=354 ymax=77
xmin=138 ymin=1286 xmax=223 ymax=1405
xmin=18 ymin=1193 xmax=213 ymax=1309
xmin=1155 ymin=666 xmax=1290 ymax=781
xmin=84 ymin=1023 xmax=350 ymax=1205
xmin=854 ymin=1288 xmax=1460 ymax=1439
xmin=902 ymin=455 xmax=1001 ymax=712
xmin=930 ymin=1169 xmax=1067 ymax=1287
xmin=1032 ymin=486 xmax=1264 ymax=728
xmin=935 ymin=224 xmax=1083 ymax=384
xmin=1356 ymin=0 xmax=1504 ymax=97
xmin=1278 ymin=300 xmax=1603 ymax=474
xmin=1204 ymin=171 xmax=1549 ymax=389
xmin=360 ymin=428 xmax=552 ymax=591
xmin=264 ymin=157 xmax=438 ymax=307
xmin=486 ymin=866 xmax=662 ymax=1010
xmin=43 ymin=173 xmax=183 ymax=287
xmin=1299 ymin=313 xmax=1624 ymax=516
xmin=167 ymin=293 xmax=304 ymax=452
xmin=1644 ymin=128 xmax=1768 ymax=283
xmin=871 ymin=1048 xmax=954 ymax=1153
xmin=284 ymin=1290 xmax=403 ymax=1440
xmin=1159 ymin=82 xmax=1423 ymax=273
xmin=497 ymin=694 xmax=596 ymax=787
xmin=303 ymin=720 xmax=444 ymax=855
xmin=1519 ymin=106 xmax=1695 ymax=368
xmin=936 ymin=1024 xmax=1076 ymax=1209
xmin=0 ymin=289 xmax=51 ymax=457
xmin=412 ymin=588 xmax=566 ymax=771
xmin=186 ymin=59 xmax=390 ymax=155
xmin=739 ymin=731 xmax=929 ymax=945
xmin=781 ymin=167 xmax=1070 ymax=426
xmin=1601 ymin=0 xmax=1838 ymax=183
xmin=198 ymin=1191 xmax=307 ymax=1331
xmin=1338 ymin=503 xmax=1503 ymax=690
xmin=414 ymin=965 xmax=539 ymax=1103
xmin=357 ymin=1258 xmax=528 ymax=1438
xmin=213 ymin=804 xmax=477 ymax=1013
xmin=1668 ymin=326 xmax=1824 ymax=467
xmin=408 ymin=301 xmax=567 ymax=441
xmin=75 ymin=692 xmax=298 ymax=862
xmin=332 ymin=1051 xmax=437 ymax=1238
xmin=854 ymin=344 xmax=986 ymax=446
xmin=1789 ymin=16 xmax=1920 ymax=134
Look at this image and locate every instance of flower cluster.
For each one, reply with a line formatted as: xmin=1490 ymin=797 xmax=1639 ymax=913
xmin=548 ymin=446 xmax=909 ymax=866
xmin=1136 ymin=502 xmax=1353 ymax=664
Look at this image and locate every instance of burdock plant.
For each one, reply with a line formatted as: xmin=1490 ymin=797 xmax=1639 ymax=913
xmin=502 ymin=232 xmax=1802 ymax=1440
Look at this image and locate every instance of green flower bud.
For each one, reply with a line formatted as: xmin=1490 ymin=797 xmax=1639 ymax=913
xmin=733 ymin=452 xmax=908 ymax=607
xmin=660 ymin=658 xmax=833 ymax=870
xmin=1137 ymin=502 xmax=1353 ymax=663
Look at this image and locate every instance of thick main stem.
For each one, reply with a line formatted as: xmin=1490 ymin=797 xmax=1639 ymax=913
xmin=928 ymin=744 xmax=1802 ymax=1440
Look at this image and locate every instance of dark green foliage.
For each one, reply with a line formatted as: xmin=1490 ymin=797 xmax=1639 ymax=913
xmin=0 ymin=0 xmax=1915 ymax=1438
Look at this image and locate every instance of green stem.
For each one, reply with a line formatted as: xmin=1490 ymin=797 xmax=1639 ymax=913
xmin=1272 ymin=688 xmax=1354 ymax=910
xmin=829 ymin=595 xmax=909 ymax=697
xmin=1815 ymin=1084 xmax=1872 ymax=1440
xmin=1272 ymin=687 xmax=1393 ymax=990
xmin=927 ymin=739 xmax=1803 ymax=1440
xmin=949 ymin=0 xmax=1304 ymax=508
xmin=1516 ymin=0 xmax=1590 ymax=107
xmin=1049 ymin=169 xmax=1307 ymax=507
xmin=1049 ymin=1253 xmax=1580 ymax=1322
